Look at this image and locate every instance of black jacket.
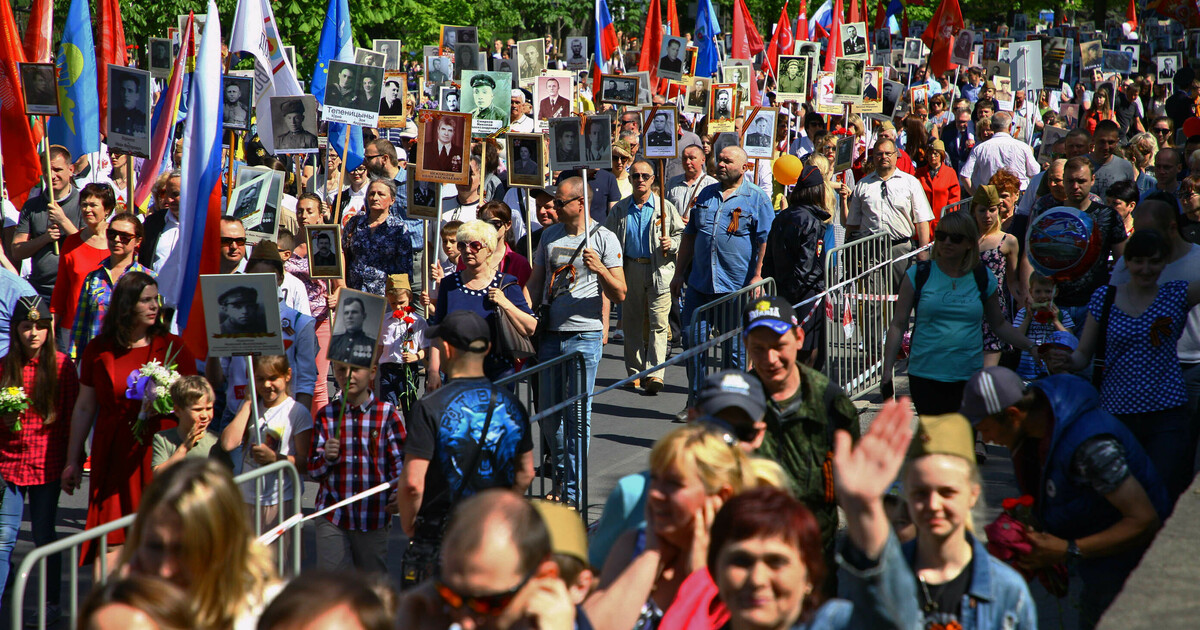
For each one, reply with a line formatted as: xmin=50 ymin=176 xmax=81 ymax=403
xmin=138 ymin=208 xmax=171 ymax=269
xmin=762 ymin=203 xmax=830 ymax=311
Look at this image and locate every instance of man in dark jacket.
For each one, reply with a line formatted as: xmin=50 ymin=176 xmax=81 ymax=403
xmin=761 ymin=164 xmax=829 ymax=370
xmin=962 ymin=368 xmax=1169 ymax=629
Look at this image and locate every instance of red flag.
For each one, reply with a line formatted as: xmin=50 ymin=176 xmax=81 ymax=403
xmin=764 ymin=2 xmax=793 ymax=75
xmin=665 ymin=0 xmax=680 ymax=36
xmin=731 ymin=0 xmax=765 ymax=59
xmin=873 ymin=0 xmax=887 ymax=31
xmin=21 ymin=0 xmax=51 ymax=63
xmin=824 ymin=0 xmax=845 ymax=71
xmin=797 ymin=0 xmax=809 ymax=42
xmin=849 ymin=0 xmax=861 ymax=23
xmin=921 ymin=0 xmax=963 ymax=77
xmin=98 ymin=0 xmax=128 ymax=132
xmin=1 ymin=0 xmax=44 ymax=208
xmin=1126 ymin=0 xmax=1138 ymax=29
xmin=638 ymin=0 xmax=664 ymax=89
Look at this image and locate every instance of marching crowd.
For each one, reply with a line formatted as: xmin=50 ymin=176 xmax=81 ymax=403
xmin=2 ymin=5 xmax=1200 ymax=630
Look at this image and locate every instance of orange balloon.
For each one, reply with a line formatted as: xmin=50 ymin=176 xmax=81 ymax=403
xmin=773 ymin=154 xmax=802 ymax=186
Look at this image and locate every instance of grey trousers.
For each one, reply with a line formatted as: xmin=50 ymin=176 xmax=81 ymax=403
xmin=314 ymin=516 xmax=390 ymax=574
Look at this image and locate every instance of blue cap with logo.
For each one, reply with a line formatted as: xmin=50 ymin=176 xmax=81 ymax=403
xmin=742 ymin=295 xmax=799 ymax=335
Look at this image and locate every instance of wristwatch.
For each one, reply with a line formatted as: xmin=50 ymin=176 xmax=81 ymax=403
xmin=1066 ymin=539 xmax=1082 ymax=567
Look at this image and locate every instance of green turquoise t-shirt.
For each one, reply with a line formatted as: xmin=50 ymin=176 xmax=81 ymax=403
xmin=907 ymin=263 xmax=997 ymax=382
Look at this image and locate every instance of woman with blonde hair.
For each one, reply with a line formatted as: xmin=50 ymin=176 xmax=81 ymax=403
xmin=118 ymin=458 xmax=277 ymax=630
xmin=585 ymin=424 xmax=786 ymax=630
xmin=971 ymin=185 xmax=1023 ymax=367
xmin=1126 ymin=131 xmax=1160 ymax=197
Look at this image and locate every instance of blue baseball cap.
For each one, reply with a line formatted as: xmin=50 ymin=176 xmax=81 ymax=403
xmin=742 ymin=296 xmax=799 ymax=335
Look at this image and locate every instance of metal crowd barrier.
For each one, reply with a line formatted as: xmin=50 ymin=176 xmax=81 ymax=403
xmin=685 ymin=278 xmax=777 ymax=403
xmin=495 ymin=351 xmax=589 ymax=512
xmin=823 ymin=232 xmax=895 ymax=399
xmin=11 ymin=460 xmax=303 ymax=630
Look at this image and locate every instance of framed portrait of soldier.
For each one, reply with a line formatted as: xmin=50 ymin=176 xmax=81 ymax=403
xmin=642 ymin=107 xmax=678 ymax=159
xmin=1101 ymin=49 xmax=1132 ymax=75
xmin=234 ymin=166 xmax=285 ymax=243
xmin=323 ymin=60 xmax=385 ymax=127
xmin=951 ymin=30 xmax=974 ymax=66
xmin=994 ymin=76 xmax=1014 ymax=110
xmin=832 ymin=58 xmax=865 ymax=105
xmin=461 ymin=70 xmax=511 ymax=136
xmin=439 ymin=86 xmax=460 ymax=112
xmin=858 ymin=66 xmax=883 ymax=114
xmin=708 ymin=83 xmax=738 ymax=133
xmin=378 ymin=72 xmax=407 ymax=127
xmin=268 ymin=95 xmax=319 ymax=154
xmin=405 ymin=165 xmax=441 ymax=219
xmin=535 ymin=75 xmax=573 ymax=121
xmin=721 ymin=62 xmax=752 ymax=109
xmin=902 ymin=38 xmax=924 ymax=65
xmin=658 ymin=35 xmax=688 ymax=81
xmin=18 ymin=62 xmax=59 ymax=116
xmin=741 ymin=107 xmax=776 ymax=160
xmin=374 ymin=39 xmax=402 ymax=71
xmin=517 ymin=38 xmax=547 ymax=83
xmin=627 ymin=71 xmax=653 ymax=104
xmin=425 ymin=55 xmax=454 ymax=85
xmin=833 ymin=136 xmax=854 ymax=173
xmin=880 ymin=80 xmax=903 ymax=120
xmin=564 ymin=37 xmax=589 ymax=71
xmin=222 ymin=75 xmax=254 ymax=132
xmin=598 ymin=74 xmax=638 ymax=106
xmin=106 ymin=66 xmax=152 ymax=157
xmin=226 ymin=172 xmax=272 ymax=239
xmin=1156 ymin=53 xmax=1181 ymax=84
xmin=581 ymin=115 xmax=614 ymax=169
xmin=684 ymin=77 xmax=711 ymax=113
xmin=842 ymin=22 xmax=868 ymax=59
xmin=796 ymin=41 xmax=821 ymax=58
xmin=1122 ymin=44 xmax=1140 ymax=72
xmin=507 ymin=133 xmax=546 ymax=188
xmin=329 ymin=288 xmax=386 ymax=369
xmin=775 ymin=56 xmax=808 ymax=103
xmin=416 ymin=109 xmax=472 ymax=185
xmin=304 ymin=224 xmax=344 ymax=279
xmin=200 ymin=274 xmax=284 ymax=357
xmin=1080 ymin=40 xmax=1103 ymax=71
xmin=548 ymin=117 xmax=584 ymax=171
xmin=148 ymin=38 xmax=174 ymax=79
xmin=355 ymin=48 xmax=386 ymax=69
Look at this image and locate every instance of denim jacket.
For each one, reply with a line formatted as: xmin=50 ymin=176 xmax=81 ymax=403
xmin=818 ymin=532 xmax=922 ymax=630
xmin=901 ymin=533 xmax=1038 ymax=630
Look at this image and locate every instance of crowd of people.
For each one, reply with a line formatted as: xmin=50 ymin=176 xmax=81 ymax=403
xmin=1 ymin=5 xmax=1199 ymax=630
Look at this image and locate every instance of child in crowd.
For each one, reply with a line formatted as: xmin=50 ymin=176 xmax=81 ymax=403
xmin=152 ymin=375 xmax=219 ymax=473
xmin=220 ymin=355 xmax=313 ymax=533
xmin=1012 ymin=272 xmax=1076 ymax=381
xmin=377 ymin=274 xmax=428 ymax=416
xmin=424 ymin=220 xmax=464 ymax=318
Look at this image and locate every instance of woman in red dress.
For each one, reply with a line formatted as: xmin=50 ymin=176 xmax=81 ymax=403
xmin=61 ymin=271 xmax=197 ymax=566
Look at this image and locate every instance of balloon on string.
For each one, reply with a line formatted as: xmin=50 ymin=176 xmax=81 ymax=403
xmin=1026 ymin=206 xmax=1103 ymax=282
xmin=773 ymin=154 xmax=802 ymax=186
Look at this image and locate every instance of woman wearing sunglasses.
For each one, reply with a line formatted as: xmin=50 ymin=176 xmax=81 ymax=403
xmin=472 ymin=201 xmax=532 ymax=287
xmin=882 ymin=210 xmax=1038 ymax=416
xmin=52 ymin=183 xmax=116 ymax=357
xmin=426 ymin=220 xmax=537 ymax=389
xmin=68 ymin=212 xmax=153 ymax=359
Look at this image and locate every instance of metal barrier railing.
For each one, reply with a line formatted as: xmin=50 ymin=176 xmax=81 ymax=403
xmin=11 ymin=460 xmax=303 ymax=630
xmin=823 ymin=232 xmax=894 ymax=400
xmin=684 ymin=278 xmax=777 ymax=404
xmin=495 ymin=351 xmax=589 ymax=512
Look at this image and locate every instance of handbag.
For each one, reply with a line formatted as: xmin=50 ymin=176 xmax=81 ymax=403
xmin=494 ymin=280 xmax=536 ymax=360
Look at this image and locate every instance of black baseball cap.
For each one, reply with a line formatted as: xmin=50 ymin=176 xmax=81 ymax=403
xmin=697 ymin=369 xmax=766 ymax=422
xmin=428 ymin=310 xmax=490 ymax=352
xmin=742 ymin=296 xmax=799 ymax=335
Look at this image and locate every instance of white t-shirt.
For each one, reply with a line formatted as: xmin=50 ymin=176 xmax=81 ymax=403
xmin=237 ymin=397 xmax=313 ymax=505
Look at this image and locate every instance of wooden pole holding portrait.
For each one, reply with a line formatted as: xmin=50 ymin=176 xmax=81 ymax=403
xmin=41 ymin=118 xmax=57 ymax=255
xmin=658 ymin=158 xmax=667 ymax=242
xmin=225 ymin=130 xmax=237 ymax=202
xmin=332 ymin=130 xmax=351 ymax=225
xmin=125 ymin=154 xmax=133 ymax=213
xmin=581 ymin=167 xmax=592 ymax=251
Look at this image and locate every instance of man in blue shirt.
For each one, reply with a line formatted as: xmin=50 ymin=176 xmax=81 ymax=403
xmin=671 ymin=145 xmax=775 ymax=407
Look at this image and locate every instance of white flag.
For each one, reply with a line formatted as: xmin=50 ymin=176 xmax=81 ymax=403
xmin=229 ymin=0 xmax=303 ymax=155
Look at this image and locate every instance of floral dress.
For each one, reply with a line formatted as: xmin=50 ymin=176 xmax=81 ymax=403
xmin=343 ymin=212 xmax=413 ymax=296
xmin=980 ymin=238 xmax=1010 ymax=352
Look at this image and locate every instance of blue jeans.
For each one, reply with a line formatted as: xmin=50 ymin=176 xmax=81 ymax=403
xmin=681 ymin=288 xmax=744 ymax=407
xmin=538 ymin=330 xmax=601 ymax=504
xmin=0 ymin=481 xmax=62 ymax=606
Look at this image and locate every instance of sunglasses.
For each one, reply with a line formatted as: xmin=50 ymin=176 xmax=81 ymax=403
xmin=935 ymin=231 xmax=968 ymax=244
xmin=456 ymin=240 xmax=486 ymax=254
xmin=434 ymin=568 xmax=536 ymax=616
xmin=629 ymin=173 xmax=653 ymax=181
xmin=552 ymin=195 xmax=582 ymax=210
xmin=1154 ymin=127 xmax=1171 ymax=134
xmin=106 ymin=229 xmax=137 ymax=244
xmin=486 ymin=219 xmax=505 ymax=230
xmin=221 ymin=236 xmax=248 ymax=246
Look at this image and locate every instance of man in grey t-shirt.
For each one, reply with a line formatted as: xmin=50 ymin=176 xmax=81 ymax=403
xmin=1088 ymin=120 xmax=1137 ymax=199
xmin=13 ymin=146 xmax=82 ymax=302
xmin=528 ymin=176 xmax=627 ymax=504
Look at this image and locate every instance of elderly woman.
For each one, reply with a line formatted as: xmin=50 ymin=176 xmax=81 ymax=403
xmin=426 ymin=220 xmax=536 ymax=387
xmin=52 ymin=183 xmax=116 ymax=355
xmin=343 ymin=178 xmax=412 ymax=296
xmin=915 ymin=139 xmax=961 ymax=233
xmin=472 ymin=201 xmax=533 ymax=286
xmin=882 ymin=211 xmax=1037 ymax=415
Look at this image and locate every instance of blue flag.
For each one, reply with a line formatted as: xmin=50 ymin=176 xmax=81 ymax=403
xmin=310 ymin=0 xmax=362 ymax=170
xmin=47 ymin=0 xmax=99 ymax=159
xmin=694 ymin=0 xmax=722 ymax=79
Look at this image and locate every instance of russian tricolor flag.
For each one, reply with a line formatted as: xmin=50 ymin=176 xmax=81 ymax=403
xmin=165 ymin=0 xmax=224 ymax=358
xmin=132 ymin=15 xmax=194 ymax=213
xmin=594 ymin=0 xmax=619 ymax=88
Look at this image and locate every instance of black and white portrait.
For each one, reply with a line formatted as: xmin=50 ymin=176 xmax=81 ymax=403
xmin=407 ymin=164 xmax=441 ymax=220
xmin=600 ymin=75 xmax=638 ymax=106
xmin=741 ymin=107 xmax=776 ymax=160
xmin=880 ymin=79 xmax=903 ymax=119
xmin=833 ymin=58 xmax=865 ymax=104
xmin=107 ymin=66 xmax=151 ymax=157
xmin=329 ymin=289 xmax=385 ymax=369
xmin=708 ymin=83 xmax=737 ymax=132
xmin=1122 ymin=44 xmax=1140 ymax=73
xmin=565 ymin=37 xmax=589 ymax=71
xmin=582 ymin=115 xmax=613 ymax=169
xmin=200 ymin=274 xmax=284 ymax=357
xmin=507 ymin=133 xmax=545 ymax=187
xmin=548 ymin=117 xmax=583 ymax=171
xmin=148 ymin=38 xmax=174 ymax=79
xmin=902 ymin=38 xmax=923 ymax=65
xmin=658 ymin=35 xmax=687 ymax=80
xmin=234 ymin=167 xmax=285 ymax=242
xmin=874 ymin=28 xmax=891 ymax=51
xmin=378 ymin=72 xmax=406 ymax=126
xmin=374 ymin=39 xmax=402 ymax=71
xmin=776 ymin=56 xmax=808 ymax=102
xmin=842 ymin=23 xmax=868 ymax=59
xmin=684 ymin=77 xmax=711 ymax=113
xmin=952 ymin=30 xmax=974 ymax=65
xmin=18 ymin=62 xmax=58 ymax=116
xmin=1080 ymin=40 xmax=1103 ymax=71
xmin=226 ymin=172 xmax=271 ymax=237
xmin=1102 ymin=49 xmax=1133 ymax=75
xmin=440 ymin=87 xmax=460 ymax=112
xmin=517 ymin=38 xmax=547 ymax=82
xmin=324 ymin=60 xmax=386 ymax=127
xmin=269 ymin=95 xmax=319 ymax=153
xmin=1157 ymin=53 xmax=1181 ymax=83
xmin=833 ymin=136 xmax=854 ymax=173
xmin=796 ymin=41 xmax=821 ymax=59
xmin=355 ymin=48 xmax=386 ymax=69
xmin=643 ymin=107 xmax=678 ymax=159
xmin=304 ymin=225 xmax=343 ymax=279
xmin=426 ymin=55 xmax=454 ymax=85
xmin=222 ymin=75 xmax=253 ymax=131
xmin=721 ymin=63 xmax=752 ymax=108
xmin=417 ymin=110 xmax=471 ymax=185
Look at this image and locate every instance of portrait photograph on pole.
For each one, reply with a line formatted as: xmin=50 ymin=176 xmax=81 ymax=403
xmin=416 ymin=110 xmax=472 ymax=186
xmin=329 ymin=289 xmax=386 ymax=369
xmin=506 ymin=133 xmax=547 ymax=187
xmin=304 ymin=224 xmax=345 ymax=280
xmin=19 ymin=62 xmax=59 ymax=116
xmin=269 ymin=95 xmax=319 ymax=153
xmin=201 ymin=274 xmax=285 ymax=357
xmin=107 ymin=66 xmax=153 ymax=158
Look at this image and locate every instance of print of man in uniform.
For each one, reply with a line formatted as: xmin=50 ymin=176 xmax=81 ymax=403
xmin=329 ymin=297 xmax=377 ymax=366
xmin=218 ymin=286 xmax=267 ymax=335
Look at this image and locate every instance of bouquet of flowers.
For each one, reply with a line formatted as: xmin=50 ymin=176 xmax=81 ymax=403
xmin=0 ymin=386 xmax=29 ymax=431
xmin=984 ymin=495 xmax=1069 ymax=597
xmin=125 ymin=344 xmax=183 ymax=444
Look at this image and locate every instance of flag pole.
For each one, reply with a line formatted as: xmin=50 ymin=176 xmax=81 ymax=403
xmin=225 ymin=131 xmax=237 ymax=202
xmin=125 ymin=153 xmax=133 ymax=212
xmin=332 ymin=130 xmax=350 ymax=225
xmin=581 ymin=167 xmax=593 ymax=251
xmin=659 ymin=158 xmax=667 ymax=242
xmin=42 ymin=118 xmax=57 ymax=255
